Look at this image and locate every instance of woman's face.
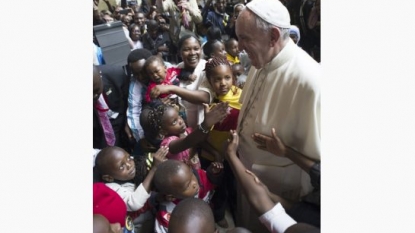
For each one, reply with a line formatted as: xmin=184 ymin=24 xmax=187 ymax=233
xmin=180 ymin=37 xmax=202 ymax=70
xmin=130 ymin=26 xmax=141 ymax=41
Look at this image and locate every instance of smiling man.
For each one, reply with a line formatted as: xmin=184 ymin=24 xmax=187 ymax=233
xmin=234 ymin=0 xmax=321 ymax=231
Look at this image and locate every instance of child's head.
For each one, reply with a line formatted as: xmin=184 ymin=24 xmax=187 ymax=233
xmin=204 ymin=56 xmax=234 ymax=96
xmin=206 ymin=26 xmax=222 ymax=42
xmin=203 ymin=40 xmax=227 ymax=60
xmin=140 ymin=106 xmax=162 ymax=146
xmin=168 ymin=198 xmax=218 ymax=233
xmin=289 ymin=25 xmax=301 ymax=45
xmin=95 ymin=146 xmax=136 ymax=182
xmin=225 ymin=38 xmax=239 ymax=57
xmin=127 ymin=48 xmax=152 ymax=84
xmin=93 ymin=214 xmax=122 ymax=233
xmin=148 ymin=104 xmax=186 ymax=138
xmin=144 ymin=55 xmax=167 ymax=84
xmin=153 ymin=159 xmax=200 ymax=200
xmin=231 ymin=63 xmax=244 ymax=78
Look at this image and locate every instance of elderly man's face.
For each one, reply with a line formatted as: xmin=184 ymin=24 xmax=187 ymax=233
xmin=236 ymin=10 xmax=272 ymax=69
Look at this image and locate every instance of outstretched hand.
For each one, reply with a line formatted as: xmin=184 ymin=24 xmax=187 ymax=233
xmin=252 ymin=128 xmax=287 ymax=157
xmin=224 ymin=129 xmax=239 ymax=161
xmin=152 ymin=146 xmax=169 ymax=167
xmin=202 ymin=102 xmax=229 ymax=129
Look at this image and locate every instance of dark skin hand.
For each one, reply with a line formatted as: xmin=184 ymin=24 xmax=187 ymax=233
xmin=252 ymin=127 xmax=316 ymax=174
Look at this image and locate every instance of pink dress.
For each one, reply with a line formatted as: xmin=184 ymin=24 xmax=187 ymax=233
xmin=160 ymin=127 xmax=201 ymax=170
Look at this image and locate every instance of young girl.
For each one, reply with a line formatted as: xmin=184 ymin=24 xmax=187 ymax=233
xmin=94 ymin=146 xmax=169 ymax=233
xmin=201 ymin=56 xmax=243 ymax=228
xmin=203 ymin=56 xmax=242 ymax=160
xmin=146 ymin=101 xmax=229 ymax=170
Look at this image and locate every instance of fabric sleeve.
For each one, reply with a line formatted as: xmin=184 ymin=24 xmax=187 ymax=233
xmin=259 ymin=203 xmax=297 ymax=233
xmin=106 ymin=183 xmax=151 ymax=212
xmin=127 ymin=81 xmax=144 ymax=140
xmin=197 ymin=72 xmax=215 ymax=104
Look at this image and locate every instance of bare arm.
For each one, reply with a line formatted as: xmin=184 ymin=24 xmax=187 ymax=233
xmin=253 ymin=128 xmax=317 ymax=174
xmin=151 ymin=85 xmax=210 ymax=104
xmin=168 ymin=102 xmax=229 ymax=154
xmin=225 ymin=130 xmax=277 ymax=215
xmin=141 ymin=146 xmax=169 ymax=192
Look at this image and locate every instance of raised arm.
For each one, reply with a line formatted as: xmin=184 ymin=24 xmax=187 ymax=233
xmin=167 ymin=102 xmax=228 ymax=154
xmin=151 ymin=84 xmax=210 ymax=104
xmin=225 ymin=130 xmax=276 ymax=215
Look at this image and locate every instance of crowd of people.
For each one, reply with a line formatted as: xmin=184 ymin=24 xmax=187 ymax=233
xmin=93 ymin=0 xmax=320 ymax=232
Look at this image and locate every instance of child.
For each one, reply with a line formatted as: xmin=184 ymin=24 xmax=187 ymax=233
xmin=146 ymin=101 xmax=229 ymax=170
xmin=94 ymin=214 xmax=123 ymax=233
xmin=203 ymin=39 xmax=227 ymax=60
xmin=94 ymin=146 xmax=169 ymax=233
xmin=143 ymin=55 xmax=183 ymax=104
xmin=231 ymin=63 xmax=246 ymax=88
xmin=224 ymin=38 xmax=240 ymax=64
xmin=153 ymin=159 xmax=224 ymax=233
xmin=168 ymin=198 xmax=252 ymax=233
xmin=200 ymin=56 xmax=242 ymax=228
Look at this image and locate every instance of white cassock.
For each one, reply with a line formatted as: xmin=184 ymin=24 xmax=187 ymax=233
xmin=236 ymin=39 xmax=321 ymax=231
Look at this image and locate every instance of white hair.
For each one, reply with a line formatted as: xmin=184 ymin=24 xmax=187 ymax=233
xmin=253 ymin=12 xmax=290 ymax=40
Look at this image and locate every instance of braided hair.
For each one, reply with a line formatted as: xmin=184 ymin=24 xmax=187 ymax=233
xmin=204 ymin=56 xmax=237 ymax=95
xmin=147 ymin=104 xmax=175 ymax=138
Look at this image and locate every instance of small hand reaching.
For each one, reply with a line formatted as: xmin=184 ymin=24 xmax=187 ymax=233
xmin=152 ymin=146 xmax=169 ymax=167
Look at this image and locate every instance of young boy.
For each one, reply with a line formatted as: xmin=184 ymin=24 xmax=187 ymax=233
xmin=168 ymin=198 xmax=252 ymax=233
xmin=224 ymin=38 xmax=240 ymax=64
xmin=153 ymin=159 xmax=224 ymax=233
xmin=95 ymin=146 xmax=169 ymax=233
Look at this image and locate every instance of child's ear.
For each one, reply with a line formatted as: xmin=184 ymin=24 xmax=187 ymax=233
xmin=102 ymin=175 xmax=114 ymax=182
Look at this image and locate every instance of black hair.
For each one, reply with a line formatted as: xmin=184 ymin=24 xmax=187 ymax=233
xmin=224 ymin=37 xmax=238 ymax=50
xmin=168 ymin=198 xmax=215 ymax=233
xmin=147 ymin=104 xmax=175 ymax=138
xmin=146 ymin=19 xmax=159 ymax=31
xmin=204 ymin=56 xmax=231 ymax=78
xmin=153 ymin=160 xmax=187 ymax=194
xmin=206 ymin=26 xmax=222 ymax=42
xmin=143 ymin=55 xmax=165 ymax=73
xmin=203 ymin=39 xmax=222 ymax=59
xmin=204 ymin=56 xmax=238 ymax=94
xmin=177 ymin=34 xmax=201 ymax=52
xmin=127 ymin=48 xmax=152 ymax=64
xmin=94 ymin=146 xmax=148 ymax=186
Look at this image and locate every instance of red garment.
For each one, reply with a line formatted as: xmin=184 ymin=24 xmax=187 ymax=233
xmin=145 ymin=67 xmax=182 ymax=103
xmin=154 ymin=169 xmax=216 ymax=232
xmin=93 ymin=182 xmax=127 ymax=227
